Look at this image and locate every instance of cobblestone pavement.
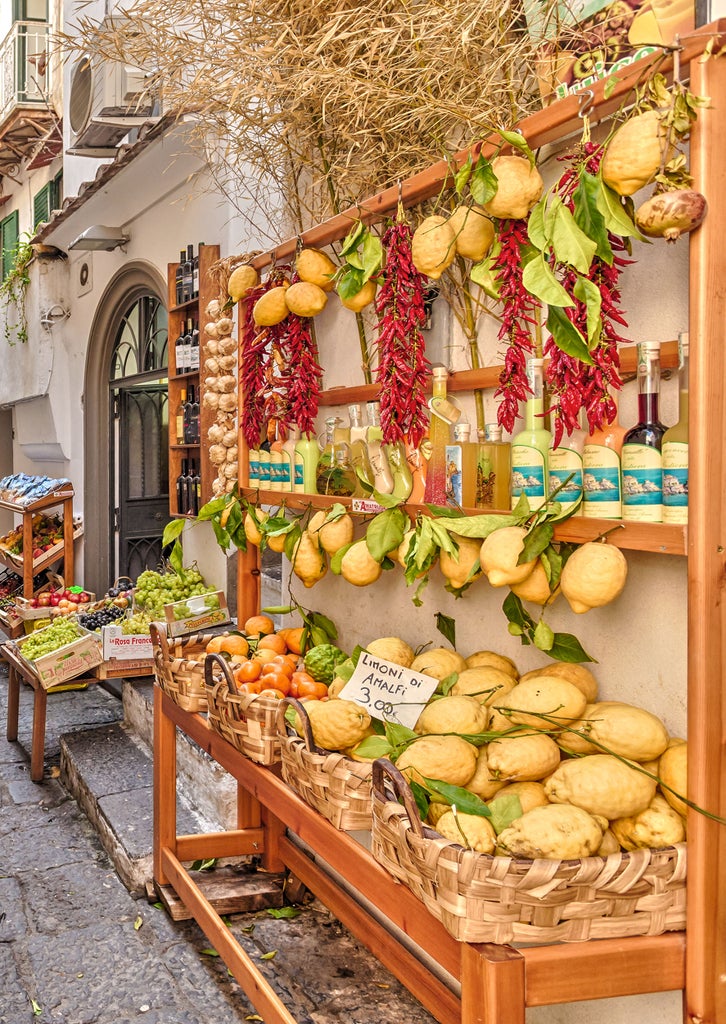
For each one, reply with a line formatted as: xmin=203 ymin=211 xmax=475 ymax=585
xmin=0 ymin=672 xmax=439 ymax=1024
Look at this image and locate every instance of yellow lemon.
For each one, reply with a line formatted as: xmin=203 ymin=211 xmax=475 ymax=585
xmin=396 ymin=734 xmax=477 ymax=789
xmin=295 ymin=247 xmax=337 ymax=291
xmin=510 ymin=558 xmax=556 ymax=605
xmin=602 ymin=110 xmax=674 ymax=197
xmin=285 ymin=281 xmax=328 ymax=318
xmin=340 ymin=540 xmax=382 ymax=587
xmin=253 ymin=285 xmax=290 ymax=326
xmin=439 ymin=534 xmax=483 ymax=590
xmin=227 ymin=264 xmax=259 ymax=303
xmin=291 ymin=530 xmax=327 ymax=588
xmin=479 ymin=526 xmax=537 ymax=587
xmin=414 ymin=694 xmax=489 ymax=736
xmin=520 ymin=661 xmax=598 ymax=703
xmin=411 ymin=215 xmax=456 ymax=279
xmin=560 ymin=541 xmax=628 ymax=614
xmin=365 ymin=637 xmax=415 ymax=668
xmin=339 ymin=278 xmax=377 ymax=311
xmin=484 ymin=156 xmax=544 ymax=220
xmin=447 ymin=204 xmax=495 ymax=261
xmin=465 ymin=650 xmax=519 ymax=678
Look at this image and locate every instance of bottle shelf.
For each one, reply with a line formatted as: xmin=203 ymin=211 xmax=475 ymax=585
xmin=241 ymin=488 xmax=686 ymax=556
xmin=318 ymin=341 xmax=680 ymax=407
xmin=170 ymin=443 xmax=201 ymax=450
xmin=169 ymin=297 xmax=200 ymax=314
xmin=169 ymin=371 xmax=200 ymax=382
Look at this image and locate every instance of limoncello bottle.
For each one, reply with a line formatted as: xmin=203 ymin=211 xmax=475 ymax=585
xmin=583 ymin=397 xmax=626 ymax=519
xmin=662 ymin=332 xmax=689 ymax=524
xmin=510 ymin=358 xmax=550 ymax=510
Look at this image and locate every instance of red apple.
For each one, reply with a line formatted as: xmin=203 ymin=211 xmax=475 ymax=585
xmin=78 ymin=592 xmax=91 ymax=604
xmin=37 ymin=594 xmax=51 ymax=607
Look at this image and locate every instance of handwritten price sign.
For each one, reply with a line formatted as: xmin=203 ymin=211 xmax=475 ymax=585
xmin=343 ymin=651 xmax=440 ymax=729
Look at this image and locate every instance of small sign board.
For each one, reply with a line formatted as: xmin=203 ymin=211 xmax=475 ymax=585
xmin=342 ymin=651 xmax=440 ymax=730
xmin=351 ymin=498 xmax=387 ymax=515
xmin=102 ymin=625 xmax=154 ymax=661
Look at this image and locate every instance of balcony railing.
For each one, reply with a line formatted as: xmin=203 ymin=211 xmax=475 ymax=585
xmin=0 ymin=21 xmax=50 ymax=125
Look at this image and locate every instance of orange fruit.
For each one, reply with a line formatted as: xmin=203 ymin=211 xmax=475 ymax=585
xmin=257 ymin=633 xmax=287 ymax=655
xmin=269 ymin=654 xmax=298 ymax=676
xmin=206 ymin=633 xmax=249 ymax=657
xmin=234 ymin=660 xmax=262 ymax=684
xmin=279 ymin=626 xmax=305 ymax=655
xmin=253 ymin=648 xmax=278 ymax=666
xmin=258 ymin=670 xmax=291 ymax=695
xmin=244 ymin=614 xmax=275 ymax=636
xmin=205 ymin=635 xmax=226 ymax=654
xmin=258 ymin=687 xmax=287 ymax=700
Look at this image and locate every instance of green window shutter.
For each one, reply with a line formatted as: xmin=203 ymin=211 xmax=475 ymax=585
xmin=50 ymin=171 xmax=63 ymax=212
xmin=1 ymin=212 xmax=19 ymax=281
xmin=33 ymin=184 xmax=50 ymax=228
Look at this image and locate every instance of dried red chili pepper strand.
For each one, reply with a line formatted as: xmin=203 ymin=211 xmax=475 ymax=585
xmin=375 ymin=220 xmax=430 ymax=448
xmin=545 ymin=143 xmax=630 ymax=441
xmin=240 ymin=281 xmax=275 ymax=451
xmin=493 ymin=219 xmax=540 ymax=433
xmin=280 ymin=311 xmax=323 ymax=439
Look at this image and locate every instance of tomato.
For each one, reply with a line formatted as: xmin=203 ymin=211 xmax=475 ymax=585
xmin=238 ymin=680 xmax=264 ymax=694
xmin=295 ymin=679 xmax=329 ymax=700
xmin=258 ymin=670 xmax=292 ymax=695
xmin=234 ymin=660 xmax=262 ymax=684
xmin=268 ymin=654 xmax=298 ymax=676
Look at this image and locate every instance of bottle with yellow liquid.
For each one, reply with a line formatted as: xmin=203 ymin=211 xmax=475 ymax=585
xmin=348 ymin=404 xmax=375 ymax=497
xmin=662 ymin=332 xmax=689 ymax=524
xmin=424 ymin=366 xmax=459 ymax=506
xmin=548 ymin=413 xmax=585 ymax=516
xmin=446 ymin=422 xmax=481 ymax=508
xmin=477 ymin=423 xmax=511 ymax=510
xmin=510 ymin=358 xmax=551 ymax=510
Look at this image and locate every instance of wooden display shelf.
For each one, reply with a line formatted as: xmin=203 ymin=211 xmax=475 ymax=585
xmin=0 ymin=486 xmax=76 ymax=598
xmin=319 ymin=342 xmax=680 ymax=407
xmin=0 ymin=523 xmax=84 ymax=578
xmin=154 ymin=688 xmax=686 ymax=1024
xmin=241 ymin=488 xmax=686 ymax=556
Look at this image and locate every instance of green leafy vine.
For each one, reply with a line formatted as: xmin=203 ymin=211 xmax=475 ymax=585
xmin=0 ymin=233 xmax=33 ymax=346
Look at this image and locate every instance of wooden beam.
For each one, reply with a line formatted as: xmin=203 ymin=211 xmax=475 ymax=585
xmin=685 ymin=48 xmax=726 ymax=1024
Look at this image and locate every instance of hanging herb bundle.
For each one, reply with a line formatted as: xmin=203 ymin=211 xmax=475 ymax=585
xmin=492 ymin=219 xmax=542 ymax=433
xmin=374 ymin=214 xmax=431 ymax=448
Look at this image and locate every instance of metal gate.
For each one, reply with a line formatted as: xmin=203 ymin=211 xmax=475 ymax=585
xmin=109 ymin=292 xmax=168 ymax=585
xmin=114 ymin=385 xmax=169 ymax=581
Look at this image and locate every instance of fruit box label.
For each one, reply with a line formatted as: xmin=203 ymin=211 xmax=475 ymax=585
xmin=33 ymin=636 xmax=103 ymax=689
xmin=343 ymin=651 xmax=440 ymax=730
xmin=102 ymin=626 xmax=154 ymax=661
xmin=165 ymin=592 xmax=230 ymax=638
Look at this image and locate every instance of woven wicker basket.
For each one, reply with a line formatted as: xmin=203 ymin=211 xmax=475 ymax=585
xmin=204 ymin=652 xmax=281 ymax=764
xmin=276 ymin=698 xmax=373 ymax=831
xmin=371 ymin=760 xmax=687 ymax=946
xmin=150 ymin=621 xmax=217 ymax=713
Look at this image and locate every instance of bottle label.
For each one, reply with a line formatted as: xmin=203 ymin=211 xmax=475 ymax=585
xmin=293 ymin=459 xmax=304 ymax=489
xmin=582 ymin=444 xmax=621 ymax=518
xmin=622 ymin=444 xmax=662 ymax=521
xmin=248 ymin=452 xmax=259 ymax=486
xmin=258 ymin=456 xmax=270 ymax=485
xmin=662 ymin=441 xmax=688 ymax=522
xmin=475 ymin=448 xmax=495 ymax=508
xmin=279 ymin=456 xmax=291 ymax=489
xmin=511 ymin=445 xmax=546 ymax=509
xmin=189 ymin=346 xmax=199 ymax=371
xmin=445 ymin=445 xmax=463 ymax=505
xmin=548 ymin=447 xmax=583 ymax=509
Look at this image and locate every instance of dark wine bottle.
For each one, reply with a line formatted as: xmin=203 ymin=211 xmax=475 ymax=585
xmin=188 ymin=319 xmax=200 ymax=373
xmin=183 ymin=385 xmax=194 ymax=444
xmin=176 ymin=458 xmax=190 ymax=515
xmin=175 ymin=319 xmax=187 ymax=375
xmin=175 ymin=254 xmax=184 ymax=305
xmin=190 ymin=384 xmax=200 ymax=444
xmin=190 ymin=459 xmax=201 ymax=515
xmin=182 ymin=245 xmax=194 ymax=303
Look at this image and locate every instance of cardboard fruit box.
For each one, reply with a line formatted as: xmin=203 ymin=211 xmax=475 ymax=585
xmin=99 ymin=624 xmax=155 ymax=676
xmin=13 ymin=623 xmax=103 ymax=690
xmin=163 ymin=591 xmax=230 ymax=638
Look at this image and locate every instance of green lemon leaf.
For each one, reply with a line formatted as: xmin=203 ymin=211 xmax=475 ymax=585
xmin=168 ymin=539 xmax=184 ymax=575
xmin=283 ymin=522 xmax=302 ymax=561
xmin=455 ymin=154 xmax=473 ymax=195
xmin=502 ymin=591 xmax=535 ymax=632
xmin=361 ymin=232 xmax=383 ymax=281
xmin=548 ymin=632 xmax=597 ymax=663
xmin=211 ymin=519 xmax=231 ymax=552
xmin=307 ymin=610 xmax=338 ymax=642
xmin=325 ymin=502 xmax=348 ymax=522
xmin=549 ymin=203 xmax=597 ymax=274
xmin=435 ymin=612 xmax=456 ymax=648
xmin=498 ymin=129 xmax=535 ymax=166
xmin=595 ymin=178 xmax=644 ymax=240
xmin=470 ymin=154 xmax=499 ymax=205
xmin=330 ymin=541 xmax=354 ymax=574
xmin=353 ymin=735 xmax=394 ymax=759
xmin=432 ymin=513 xmax=515 ymax=539
xmin=519 ymin=521 xmax=554 ymax=563
xmin=386 ymin=721 xmax=419 ymax=750
xmin=260 ymin=950 xmax=278 ymax=960
xmin=546 ymin=305 xmax=593 ymax=363
xmin=487 ymin=793 xmax=524 ymax=834
xmin=162 ymin=519 xmax=186 ymax=546
xmin=572 ymin=274 xmax=603 ymax=349
xmin=422 ymin=778 xmax=492 ymax=817
xmin=470 ymin=254 xmax=501 ymax=300
xmin=527 ymin=196 xmax=548 ymax=251
xmin=196 ymin=496 xmax=228 ymax=521
xmin=522 ymin=253 xmax=574 ymax=308
xmin=539 ymin=543 xmax=563 ymax=588
xmin=573 ymin=170 xmax=614 ymax=264
xmin=267 ymin=907 xmax=301 ymax=919
xmin=337 ymin=266 xmax=365 ymax=299
xmin=340 ymin=221 xmax=366 ymax=257
xmin=534 ymin=619 xmax=555 ymax=651
xmin=410 ymin=779 xmax=431 ymax=820
xmin=365 ymin=508 xmax=407 ymax=562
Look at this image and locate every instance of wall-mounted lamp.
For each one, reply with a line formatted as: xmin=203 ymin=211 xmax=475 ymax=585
xmin=68 ymin=225 xmax=129 ymax=251
xmin=39 ymin=304 xmax=71 ymax=330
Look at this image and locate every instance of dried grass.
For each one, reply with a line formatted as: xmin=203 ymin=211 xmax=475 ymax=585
xmin=60 ymin=0 xmax=560 ymax=237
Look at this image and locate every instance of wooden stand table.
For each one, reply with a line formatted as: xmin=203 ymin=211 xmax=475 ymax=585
xmin=2 ymin=641 xmax=97 ymax=782
xmin=154 ymin=686 xmax=686 ymax=1024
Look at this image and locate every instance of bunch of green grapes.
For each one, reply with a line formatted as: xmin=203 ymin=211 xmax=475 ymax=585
xmin=21 ymin=618 xmax=83 ymax=660
xmin=122 ymin=610 xmax=154 ymax=635
xmin=133 ymin=568 xmax=214 ymax=615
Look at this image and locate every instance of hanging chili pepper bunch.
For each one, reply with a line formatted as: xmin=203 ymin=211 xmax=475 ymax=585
xmin=541 ymin=142 xmax=631 ymax=445
xmin=492 ymin=218 xmax=542 ymax=433
xmin=374 ymin=212 xmax=431 ymax=448
xmin=239 ymin=268 xmax=324 ymax=449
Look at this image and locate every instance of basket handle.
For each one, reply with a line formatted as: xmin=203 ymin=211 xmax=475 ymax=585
xmin=113 ymin=576 xmax=134 ymax=590
xmin=204 ymin=651 xmax=238 ymax=694
xmin=275 ymin=696 xmax=317 ymax=752
xmin=371 ymin=758 xmax=426 ymax=838
xmin=149 ymin=620 xmax=170 ymax=661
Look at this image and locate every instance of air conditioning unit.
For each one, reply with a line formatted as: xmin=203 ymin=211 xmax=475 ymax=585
xmin=67 ymin=54 xmax=157 ymax=155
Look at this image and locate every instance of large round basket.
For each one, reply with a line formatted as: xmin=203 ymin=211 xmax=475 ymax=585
xmin=150 ymin=621 xmax=218 ymax=713
xmin=204 ymin=652 xmax=281 ymax=765
xmin=276 ymin=698 xmax=373 ymax=831
xmin=370 ymin=760 xmax=687 ymax=946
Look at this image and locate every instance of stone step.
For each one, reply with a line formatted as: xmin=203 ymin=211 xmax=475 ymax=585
xmin=59 ymin=720 xmax=210 ymax=894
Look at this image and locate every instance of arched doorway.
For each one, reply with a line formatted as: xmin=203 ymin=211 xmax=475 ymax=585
xmin=83 ymin=263 xmax=168 ymax=596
